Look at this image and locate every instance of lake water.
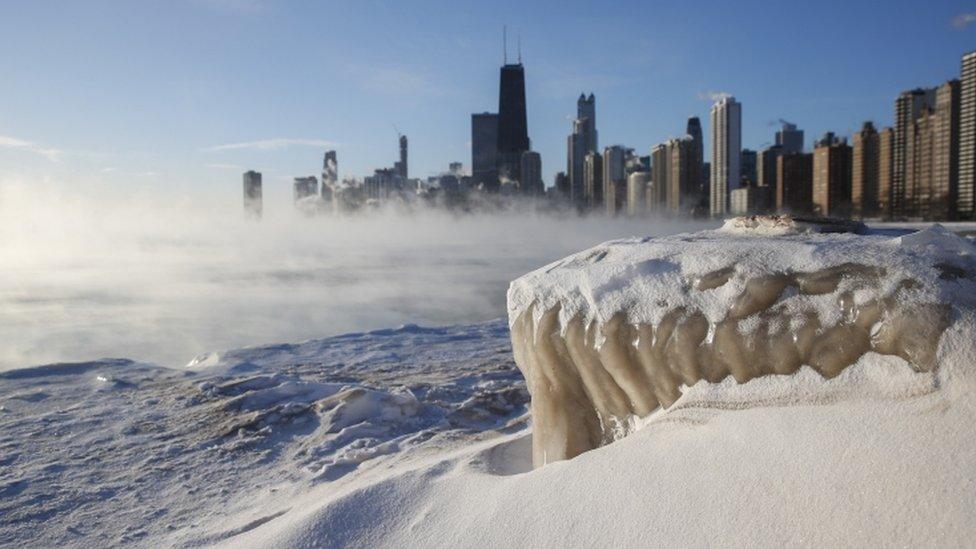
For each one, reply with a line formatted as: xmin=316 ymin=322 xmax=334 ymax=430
xmin=0 ymin=186 xmax=710 ymax=370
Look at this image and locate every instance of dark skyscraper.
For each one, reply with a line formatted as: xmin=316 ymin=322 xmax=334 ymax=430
xmin=741 ymin=148 xmax=757 ymax=186
xmin=471 ymin=112 xmax=499 ymax=190
xmin=293 ymin=176 xmax=318 ymax=203
xmin=776 ymin=122 xmax=804 ymax=153
xmin=396 ymin=135 xmax=408 ymax=178
xmin=568 ymin=93 xmax=598 ymax=206
xmin=243 ymin=170 xmax=262 ymax=219
xmin=322 ymin=150 xmax=337 ymax=198
xmin=686 ymin=116 xmax=703 ymax=167
xmin=496 ymin=61 xmax=530 ymax=183
xmin=777 ymin=153 xmax=814 ymax=214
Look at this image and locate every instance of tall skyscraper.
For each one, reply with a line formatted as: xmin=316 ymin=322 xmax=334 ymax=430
xmin=395 ymin=135 xmax=408 ymax=178
xmin=710 ymin=96 xmax=742 ymax=217
xmin=893 ymin=88 xmax=937 ymax=218
xmin=931 ymin=80 xmax=960 ymax=220
xmin=667 ymin=137 xmax=698 ymax=215
xmin=958 ymin=51 xmax=976 ymax=220
xmin=471 ymin=112 xmax=499 ymax=191
xmin=776 ymin=122 xmax=804 ymax=153
xmin=878 ymin=127 xmax=894 ymax=218
xmin=520 ymin=150 xmax=543 ymax=195
xmin=851 ymin=122 xmax=879 ymax=218
xmin=497 ymin=61 xmax=530 ymax=183
xmin=243 ymin=170 xmax=262 ymax=219
xmin=554 ymin=171 xmax=569 ymax=197
xmin=322 ymin=150 xmax=338 ymax=208
xmin=650 ymin=143 xmax=669 ymax=213
xmin=777 ymin=153 xmax=814 ymax=214
xmin=686 ymin=116 xmax=704 ymax=168
xmin=627 ymin=171 xmax=650 ymax=217
xmin=583 ymin=151 xmax=603 ymax=210
xmin=293 ymin=176 xmax=319 ymax=203
xmin=757 ymin=145 xmax=783 ymax=189
xmin=603 ymin=145 xmax=627 ymax=216
xmin=904 ymin=80 xmax=960 ymax=220
xmin=567 ymin=93 xmax=598 ymax=206
xmin=740 ymin=149 xmax=757 ymax=186
xmin=812 ymin=133 xmax=853 ymax=218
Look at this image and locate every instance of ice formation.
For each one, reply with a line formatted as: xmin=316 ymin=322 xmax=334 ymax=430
xmin=508 ymin=222 xmax=976 ymax=467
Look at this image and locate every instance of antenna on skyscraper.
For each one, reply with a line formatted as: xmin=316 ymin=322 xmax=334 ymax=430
xmin=503 ymin=25 xmax=507 ymax=64
xmin=517 ymin=32 xmax=521 ymax=63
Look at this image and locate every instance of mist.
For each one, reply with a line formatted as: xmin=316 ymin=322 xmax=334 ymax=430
xmin=0 ymin=178 xmax=713 ymax=370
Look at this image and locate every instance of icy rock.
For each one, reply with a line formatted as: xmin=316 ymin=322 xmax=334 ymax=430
xmin=508 ymin=226 xmax=976 ymax=467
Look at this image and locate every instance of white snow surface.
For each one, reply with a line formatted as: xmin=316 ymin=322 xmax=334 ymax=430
xmin=507 ymin=224 xmax=975 ymax=331
xmin=3 ymin=226 xmax=976 ymax=547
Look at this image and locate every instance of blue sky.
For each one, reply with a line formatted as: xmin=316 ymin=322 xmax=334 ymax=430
xmin=1 ymin=0 xmax=975 ymax=194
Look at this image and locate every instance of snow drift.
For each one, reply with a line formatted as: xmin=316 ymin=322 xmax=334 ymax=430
xmin=508 ymin=221 xmax=976 ymax=467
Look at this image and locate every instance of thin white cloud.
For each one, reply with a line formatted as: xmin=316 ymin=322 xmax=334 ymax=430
xmin=204 ymin=138 xmax=335 ymax=152
xmin=952 ymin=13 xmax=976 ymax=29
xmin=0 ymin=135 xmax=62 ymax=161
xmin=99 ymin=167 xmax=158 ymax=177
xmin=205 ymin=163 xmax=244 ymax=170
xmin=698 ymin=91 xmax=732 ymax=102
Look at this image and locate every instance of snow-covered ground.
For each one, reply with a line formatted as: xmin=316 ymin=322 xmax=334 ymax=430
xmin=2 ymin=222 xmax=976 ymax=548
xmin=0 ymin=322 xmax=527 ymax=547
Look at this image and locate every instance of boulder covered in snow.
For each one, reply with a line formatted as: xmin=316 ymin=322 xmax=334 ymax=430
xmin=508 ymin=224 xmax=976 ymax=467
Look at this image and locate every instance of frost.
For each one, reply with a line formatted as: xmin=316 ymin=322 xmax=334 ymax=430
xmin=508 ymin=225 xmax=976 ymax=467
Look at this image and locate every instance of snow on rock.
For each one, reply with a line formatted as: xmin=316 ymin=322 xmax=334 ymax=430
xmin=508 ymin=224 xmax=976 ymax=466
xmin=719 ymin=214 xmax=868 ymax=235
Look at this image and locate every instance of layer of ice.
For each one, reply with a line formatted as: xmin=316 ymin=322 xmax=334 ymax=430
xmin=508 ymin=223 xmax=976 ymax=466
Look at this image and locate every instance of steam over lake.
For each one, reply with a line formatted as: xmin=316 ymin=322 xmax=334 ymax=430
xmin=0 ymin=180 xmax=711 ymax=370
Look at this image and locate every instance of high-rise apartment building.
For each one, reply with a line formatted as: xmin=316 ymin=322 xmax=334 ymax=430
xmin=554 ymin=171 xmax=569 ymax=197
xmin=627 ymin=171 xmax=650 ymax=217
xmin=603 ymin=146 xmax=628 ymax=216
xmin=878 ymin=127 xmax=894 ymax=217
xmin=650 ymin=143 xmax=669 ymax=213
xmin=776 ymin=153 xmax=814 ymax=214
xmin=519 ymin=150 xmax=543 ymax=196
xmin=812 ymin=133 xmax=853 ymax=218
xmin=932 ymin=80 xmax=961 ymax=220
xmin=710 ymin=96 xmax=742 ymax=216
xmin=851 ymin=122 xmax=879 ymax=218
xmin=757 ymin=145 xmax=783 ymax=189
xmin=902 ymin=81 xmax=960 ymax=220
xmin=741 ymin=148 xmax=757 ymax=186
xmin=583 ymin=151 xmax=603 ymax=210
xmin=776 ymin=122 xmax=804 ymax=154
xmin=243 ymin=170 xmax=262 ymax=219
xmin=667 ymin=137 xmax=698 ymax=215
xmin=893 ymin=88 xmax=937 ymax=218
xmin=471 ymin=112 xmax=499 ymax=191
xmin=958 ymin=51 xmax=976 ymax=220
xmin=293 ymin=176 xmax=319 ymax=203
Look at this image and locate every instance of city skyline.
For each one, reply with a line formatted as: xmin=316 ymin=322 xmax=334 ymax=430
xmin=2 ymin=1 xmax=976 ymax=196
